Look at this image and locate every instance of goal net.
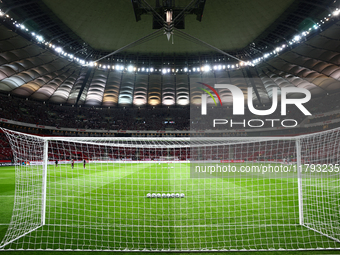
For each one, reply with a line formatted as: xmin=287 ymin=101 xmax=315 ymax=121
xmin=0 ymin=127 xmax=339 ymax=251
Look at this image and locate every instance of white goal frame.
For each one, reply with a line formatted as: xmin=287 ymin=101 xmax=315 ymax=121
xmin=0 ymin=127 xmax=339 ymax=251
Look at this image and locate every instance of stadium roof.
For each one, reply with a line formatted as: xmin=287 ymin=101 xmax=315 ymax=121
xmin=0 ymin=0 xmax=339 ymax=107
xmin=1 ymin=0 xmax=335 ymax=60
xmin=40 ymin=0 xmax=296 ymax=54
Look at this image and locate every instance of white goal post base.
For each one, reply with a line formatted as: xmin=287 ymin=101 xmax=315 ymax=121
xmin=0 ymin=127 xmax=339 ymax=251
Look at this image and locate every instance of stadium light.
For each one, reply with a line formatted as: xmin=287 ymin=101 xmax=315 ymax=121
xmin=293 ymin=35 xmax=301 ymax=41
xmin=36 ymin=35 xmax=44 ymax=42
xmin=127 ymin=65 xmax=134 ymax=72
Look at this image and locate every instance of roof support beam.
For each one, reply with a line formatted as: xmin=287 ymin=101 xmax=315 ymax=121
xmin=174 ymin=28 xmax=243 ymax=62
xmin=244 ymin=67 xmax=262 ymax=105
xmin=38 ymin=24 xmax=58 ymax=33
xmin=20 ymin=13 xmax=46 ymax=24
xmin=4 ymin=1 xmax=37 ymax=14
xmin=48 ymin=32 xmax=68 ymax=44
xmin=300 ymin=0 xmax=332 ymax=13
xmin=75 ymin=68 xmax=92 ymax=106
xmin=271 ymin=33 xmax=291 ymax=47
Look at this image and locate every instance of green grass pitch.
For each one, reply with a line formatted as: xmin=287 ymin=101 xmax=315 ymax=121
xmin=0 ymin=163 xmax=339 ymax=254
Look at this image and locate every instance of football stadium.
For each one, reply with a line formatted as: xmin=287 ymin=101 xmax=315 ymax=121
xmin=0 ymin=0 xmax=339 ymax=254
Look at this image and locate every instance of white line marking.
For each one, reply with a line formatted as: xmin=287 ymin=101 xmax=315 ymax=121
xmin=0 ymin=223 xmax=307 ymax=227
xmin=0 ymin=195 xmax=273 ymax=198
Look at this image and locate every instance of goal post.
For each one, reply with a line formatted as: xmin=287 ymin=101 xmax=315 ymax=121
xmin=0 ymin=127 xmax=339 ymax=251
xmin=297 ymin=129 xmax=340 ymax=244
xmin=0 ymin=129 xmax=47 ymax=249
xmin=295 ymin=138 xmax=304 ymax=226
xmin=41 ymin=140 xmax=48 ymax=226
